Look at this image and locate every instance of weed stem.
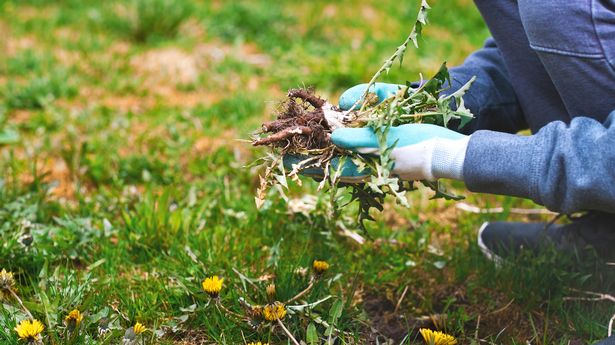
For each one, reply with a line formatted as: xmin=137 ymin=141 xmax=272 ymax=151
xmin=286 ymin=277 xmax=315 ymax=304
xmin=277 ymin=319 xmax=300 ymax=345
xmin=10 ymin=287 xmax=33 ymax=320
xmin=215 ymin=300 xmax=247 ymax=321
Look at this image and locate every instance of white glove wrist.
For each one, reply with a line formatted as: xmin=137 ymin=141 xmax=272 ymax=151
xmin=357 ymin=135 xmax=470 ymax=182
xmin=389 ymin=140 xmax=437 ymax=181
xmin=431 ymin=136 xmax=470 ymax=180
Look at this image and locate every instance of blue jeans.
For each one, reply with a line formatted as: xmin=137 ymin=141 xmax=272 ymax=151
xmin=453 ymin=0 xmax=615 ymax=133
xmin=449 ymin=0 xmax=615 ymax=213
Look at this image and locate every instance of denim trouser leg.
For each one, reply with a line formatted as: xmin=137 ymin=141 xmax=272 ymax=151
xmin=462 ymin=1 xmax=615 ymax=214
xmin=474 ymin=0 xmax=569 ymax=132
xmin=518 ymin=0 xmax=615 ymax=124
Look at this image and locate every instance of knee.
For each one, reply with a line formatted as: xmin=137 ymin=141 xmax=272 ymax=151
xmin=518 ymin=0 xmax=599 ymax=55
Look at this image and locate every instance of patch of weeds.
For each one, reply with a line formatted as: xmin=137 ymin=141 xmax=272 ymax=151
xmin=104 ymin=0 xmax=192 ymax=43
xmin=32 ymin=217 xmax=104 ymax=263
xmin=0 ymin=186 xmax=60 ymax=273
xmin=3 ymin=70 xmax=77 ymax=110
xmin=83 ymin=152 xmax=117 ymax=186
xmin=16 ymin=107 xmax=62 ymax=134
xmin=0 ymin=192 xmax=105 ymax=270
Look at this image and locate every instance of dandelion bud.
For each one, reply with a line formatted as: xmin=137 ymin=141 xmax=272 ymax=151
xmin=0 ymin=269 xmax=16 ymax=300
xmin=20 ymin=233 xmax=33 ymax=247
xmin=312 ymin=260 xmax=329 ymax=276
xmin=266 ymin=283 xmax=276 ymax=299
xmin=249 ymin=305 xmax=263 ymax=319
xmin=64 ymin=309 xmax=84 ymax=331
xmin=98 ymin=317 xmax=110 ymax=337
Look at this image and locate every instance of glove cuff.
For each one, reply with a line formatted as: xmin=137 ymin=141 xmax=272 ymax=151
xmin=431 ymin=136 xmax=470 ymax=180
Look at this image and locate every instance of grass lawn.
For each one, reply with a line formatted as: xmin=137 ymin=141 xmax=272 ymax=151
xmin=0 ymin=0 xmax=613 ymax=344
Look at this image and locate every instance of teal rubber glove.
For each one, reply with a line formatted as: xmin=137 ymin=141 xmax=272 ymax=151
xmin=331 ymin=124 xmax=470 ymax=181
xmin=338 ymin=82 xmax=404 ymax=110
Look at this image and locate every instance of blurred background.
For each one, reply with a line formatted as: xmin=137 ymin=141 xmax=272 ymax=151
xmin=0 ymin=0 xmax=490 ymax=200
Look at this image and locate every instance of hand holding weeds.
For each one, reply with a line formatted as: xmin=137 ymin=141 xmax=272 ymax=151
xmin=332 ymin=123 xmax=469 ymax=181
xmin=281 ymin=94 xmax=470 ymax=183
xmin=336 ymin=84 xmax=470 ymax=181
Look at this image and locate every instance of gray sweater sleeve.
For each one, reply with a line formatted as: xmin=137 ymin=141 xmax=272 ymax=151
xmin=463 ymin=111 xmax=615 ymax=214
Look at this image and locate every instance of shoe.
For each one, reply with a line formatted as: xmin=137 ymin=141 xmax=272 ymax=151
xmin=478 ymin=212 xmax=615 ymax=262
xmin=593 ymin=335 xmax=615 ymax=345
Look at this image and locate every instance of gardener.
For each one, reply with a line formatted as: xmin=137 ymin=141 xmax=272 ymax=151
xmin=330 ymin=1 xmax=615 ymax=266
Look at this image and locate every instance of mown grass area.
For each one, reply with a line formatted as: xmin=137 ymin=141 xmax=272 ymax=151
xmin=0 ymin=0 xmax=613 ymax=344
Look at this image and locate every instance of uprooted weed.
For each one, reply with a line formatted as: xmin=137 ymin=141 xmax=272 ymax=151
xmin=253 ymin=88 xmax=332 ymax=152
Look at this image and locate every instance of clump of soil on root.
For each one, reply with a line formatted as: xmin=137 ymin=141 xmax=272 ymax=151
xmin=252 ymin=88 xmax=333 ymax=153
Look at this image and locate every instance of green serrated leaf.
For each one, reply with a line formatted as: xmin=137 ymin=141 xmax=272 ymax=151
xmin=307 ymin=323 xmax=318 ymax=345
xmin=422 ymin=62 xmax=449 ymax=94
xmin=423 ymin=180 xmax=464 ymax=200
xmin=325 ymin=300 xmax=344 ymax=336
xmin=328 ymin=300 xmax=343 ymax=323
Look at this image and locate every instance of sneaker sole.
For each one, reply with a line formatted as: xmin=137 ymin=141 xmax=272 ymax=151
xmin=477 ymin=222 xmax=504 ymax=266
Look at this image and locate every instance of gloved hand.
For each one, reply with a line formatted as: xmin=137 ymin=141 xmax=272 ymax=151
xmin=331 ymin=124 xmax=469 ymax=181
xmin=336 ymin=82 xmax=469 ymax=181
xmin=284 ymin=82 xmax=470 ymax=183
xmin=338 ymin=82 xmax=404 ymax=110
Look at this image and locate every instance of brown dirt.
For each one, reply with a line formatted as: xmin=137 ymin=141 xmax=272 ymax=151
xmin=192 ymin=130 xmax=237 ymax=155
xmin=171 ymin=330 xmax=212 ymax=345
xmin=362 ymin=290 xmax=447 ymax=343
xmin=131 ymin=47 xmax=200 ymax=87
xmin=361 ymin=263 xmax=569 ymax=344
xmin=17 ymin=156 xmax=77 ymax=201
xmin=4 ymin=35 xmax=37 ymax=55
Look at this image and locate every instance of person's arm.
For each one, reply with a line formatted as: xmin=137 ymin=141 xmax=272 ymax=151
xmin=446 ymin=38 xmax=526 ymax=134
xmin=464 ymin=111 xmax=615 ymax=214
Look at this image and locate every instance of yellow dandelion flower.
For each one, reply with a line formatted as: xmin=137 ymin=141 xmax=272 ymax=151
xmin=0 ymin=269 xmax=16 ymax=300
xmin=202 ymin=275 xmax=223 ymax=298
xmin=263 ymin=301 xmax=286 ymax=321
xmin=64 ymin=309 xmax=84 ymax=325
xmin=133 ymin=322 xmax=146 ymax=335
xmin=419 ymin=328 xmax=457 ymax=345
xmin=266 ymin=283 xmax=276 ymax=299
xmin=312 ymin=260 xmax=329 ymax=275
xmin=247 ymin=342 xmax=269 ymax=345
xmin=14 ymin=319 xmax=44 ymax=342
